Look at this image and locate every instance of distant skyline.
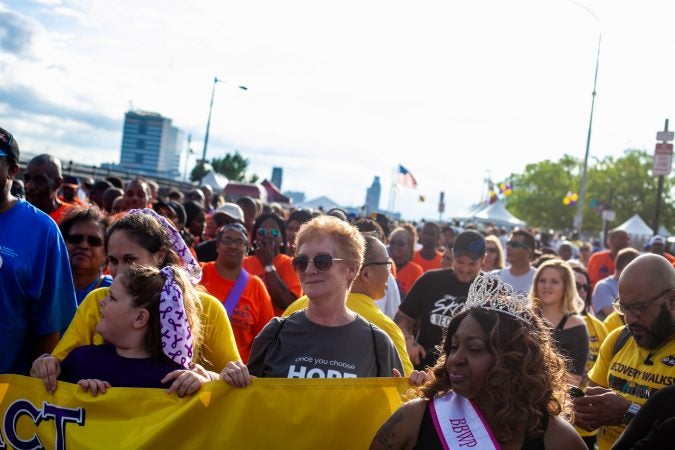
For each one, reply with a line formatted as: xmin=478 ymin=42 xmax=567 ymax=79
xmin=1 ymin=0 xmax=674 ymax=221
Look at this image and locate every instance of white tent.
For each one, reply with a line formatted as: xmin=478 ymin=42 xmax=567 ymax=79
xmin=658 ymin=225 xmax=671 ymax=237
xmin=200 ymin=171 xmax=228 ymax=190
xmin=454 ymin=201 xmax=526 ymax=229
xmin=612 ymin=214 xmax=653 ymax=243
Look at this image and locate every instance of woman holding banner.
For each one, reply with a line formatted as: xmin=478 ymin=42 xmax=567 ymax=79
xmin=32 ymin=209 xmax=241 ymax=394
xmin=370 ymin=273 xmax=585 ymax=450
xmin=220 ymin=215 xmax=406 ymax=385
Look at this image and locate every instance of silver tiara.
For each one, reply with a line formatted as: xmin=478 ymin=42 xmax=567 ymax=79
xmin=463 ymin=273 xmax=533 ymax=324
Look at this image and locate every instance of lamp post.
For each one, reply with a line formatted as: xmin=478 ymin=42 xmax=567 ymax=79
xmin=572 ymin=3 xmax=601 ymax=233
xmin=199 ymin=77 xmax=247 ymax=185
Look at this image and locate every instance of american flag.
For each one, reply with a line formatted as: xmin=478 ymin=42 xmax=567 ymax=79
xmin=397 ymin=165 xmax=418 ymax=189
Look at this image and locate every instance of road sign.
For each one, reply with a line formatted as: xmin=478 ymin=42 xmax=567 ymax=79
xmin=653 ymin=143 xmax=673 ymax=176
xmin=657 ymin=131 xmax=674 ymax=142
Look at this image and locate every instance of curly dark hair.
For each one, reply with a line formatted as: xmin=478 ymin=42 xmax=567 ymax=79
xmin=419 ymin=308 xmax=568 ymax=444
xmin=59 ymin=205 xmax=110 ymax=240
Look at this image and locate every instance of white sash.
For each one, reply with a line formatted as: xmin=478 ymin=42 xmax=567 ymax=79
xmin=430 ymin=392 xmax=501 ymax=449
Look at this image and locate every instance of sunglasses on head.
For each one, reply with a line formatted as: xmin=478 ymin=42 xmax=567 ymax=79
xmin=65 ymin=233 xmax=104 ymax=247
xmin=257 ymin=228 xmax=280 ymax=238
xmin=292 ymin=253 xmax=345 ymax=273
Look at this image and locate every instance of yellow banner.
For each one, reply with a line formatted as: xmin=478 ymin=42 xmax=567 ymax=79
xmin=0 ymin=374 xmax=408 ymax=449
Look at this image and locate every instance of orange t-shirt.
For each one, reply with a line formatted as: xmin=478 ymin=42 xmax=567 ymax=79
xmin=48 ymin=202 xmax=73 ymax=224
xmin=200 ymin=262 xmax=274 ymax=362
xmin=243 ymin=253 xmax=303 ymax=315
xmin=587 ymin=250 xmax=614 ymax=288
xmin=394 ymin=261 xmax=424 ymax=298
xmin=412 ymin=249 xmax=443 ymax=272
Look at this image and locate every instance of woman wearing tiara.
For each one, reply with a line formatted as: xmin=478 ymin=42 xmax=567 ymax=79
xmin=370 ymin=273 xmax=585 ymax=450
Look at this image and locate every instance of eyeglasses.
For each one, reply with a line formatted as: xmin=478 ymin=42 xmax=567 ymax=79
xmin=219 ymin=237 xmax=247 ymax=247
xmin=506 ymin=240 xmax=530 ymax=249
xmin=575 ymin=282 xmax=589 ymax=291
xmin=292 ymin=253 xmax=345 ymax=273
xmin=257 ymin=228 xmax=280 ymax=238
xmin=486 ymin=247 xmax=498 ymax=254
xmin=65 ymin=233 xmax=104 ymax=247
xmin=612 ymin=288 xmax=672 ymax=317
xmin=580 ymin=248 xmax=591 ymax=253
xmin=363 ymin=261 xmax=393 ymax=268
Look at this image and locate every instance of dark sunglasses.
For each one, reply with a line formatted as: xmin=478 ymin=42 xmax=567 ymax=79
xmin=292 ymin=253 xmax=345 ymax=273
xmin=575 ymin=282 xmax=589 ymax=291
xmin=486 ymin=247 xmax=498 ymax=254
xmin=257 ymin=228 xmax=280 ymax=238
xmin=65 ymin=233 xmax=104 ymax=247
xmin=506 ymin=240 xmax=530 ymax=249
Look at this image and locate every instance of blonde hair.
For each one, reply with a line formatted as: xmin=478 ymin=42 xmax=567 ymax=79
xmin=484 ymin=234 xmax=505 ymax=270
xmin=529 ymin=259 xmax=584 ymax=314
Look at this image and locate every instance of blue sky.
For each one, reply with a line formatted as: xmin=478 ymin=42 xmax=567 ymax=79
xmin=1 ymin=0 xmax=674 ymax=221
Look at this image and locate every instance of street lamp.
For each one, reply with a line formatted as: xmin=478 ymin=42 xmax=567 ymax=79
xmin=572 ymin=4 xmax=601 ymax=233
xmin=199 ymin=77 xmax=248 ymax=184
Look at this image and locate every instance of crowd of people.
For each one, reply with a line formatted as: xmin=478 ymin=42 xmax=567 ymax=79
xmin=1 ymin=125 xmax=674 ymax=449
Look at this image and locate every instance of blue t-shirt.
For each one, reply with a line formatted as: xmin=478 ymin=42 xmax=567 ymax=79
xmin=60 ymin=344 xmax=184 ymax=388
xmin=0 ymin=199 xmax=77 ymax=374
xmin=75 ymin=273 xmax=113 ymax=305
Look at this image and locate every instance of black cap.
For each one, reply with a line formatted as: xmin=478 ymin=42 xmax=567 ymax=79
xmin=453 ymin=230 xmax=486 ymax=261
xmin=0 ymin=127 xmax=20 ymax=162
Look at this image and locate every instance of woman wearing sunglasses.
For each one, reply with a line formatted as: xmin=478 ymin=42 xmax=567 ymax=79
xmin=59 ymin=206 xmax=112 ymax=305
xmin=221 ymin=215 xmax=404 ymax=386
xmin=529 ymin=259 xmax=589 ymax=385
xmin=243 ymin=212 xmax=302 ymax=314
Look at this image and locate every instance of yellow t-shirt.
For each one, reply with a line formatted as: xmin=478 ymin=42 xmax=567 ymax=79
xmin=575 ymin=313 xmax=609 ymax=437
xmin=588 ymin=326 xmax=675 ymax=450
xmin=283 ymin=293 xmax=414 ymax=376
xmin=603 ymin=311 xmax=624 ymax=333
xmin=52 ymin=287 xmax=241 ymax=371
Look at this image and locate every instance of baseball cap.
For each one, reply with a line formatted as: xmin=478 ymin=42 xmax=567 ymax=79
xmin=649 ymin=235 xmax=666 ymax=246
xmin=63 ymin=175 xmax=80 ymax=189
xmin=0 ymin=127 xmax=20 ymax=162
xmin=215 ymin=202 xmax=244 ymax=223
xmin=453 ymin=230 xmax=486 ymax=261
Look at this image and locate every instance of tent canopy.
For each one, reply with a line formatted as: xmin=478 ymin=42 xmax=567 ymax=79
xmin=612 ymin=214 xmax=653 ymax=238
xmin=454 ymin=201 xmax=526 ymax=229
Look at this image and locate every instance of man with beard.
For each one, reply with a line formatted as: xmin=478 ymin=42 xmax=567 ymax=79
xmin=394 ymin=230 xmax=485 ymax=370
xmin=573 ymin=254 xmax=675 ymax=450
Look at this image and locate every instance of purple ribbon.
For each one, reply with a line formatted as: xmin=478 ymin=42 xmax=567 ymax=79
xmin=128 ymin=208 xmax=202 ymax=284
xmin=159 ymin=266 xmax=193 ymax=368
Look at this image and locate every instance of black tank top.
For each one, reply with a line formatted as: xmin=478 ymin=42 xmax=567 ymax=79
xmin=413 ymin=401 xmax=548 ymax=450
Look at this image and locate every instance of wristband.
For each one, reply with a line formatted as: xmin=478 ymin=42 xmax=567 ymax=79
xmin=264 ymin=265 xmax=276 ymax=273
xmin=623 ymin=402 xmax=640 ymax=425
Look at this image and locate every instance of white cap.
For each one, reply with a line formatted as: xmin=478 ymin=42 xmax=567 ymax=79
xmin=215 ymin=202 xmax=244 ymax=222
xmin=649 ymin=235 xmax=666 ymax=246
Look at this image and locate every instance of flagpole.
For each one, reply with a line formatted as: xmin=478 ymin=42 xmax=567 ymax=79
xmin=388 ymin=166 xmax=397 ymax=214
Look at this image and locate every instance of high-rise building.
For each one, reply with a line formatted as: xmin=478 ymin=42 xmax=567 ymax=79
xmin=365 ymin=176 xmax=381 ymax=215
xmin=118 ymin=110 xmax=184 ymax=179
xmin=271 ymin=167 xmax=283 ymax=189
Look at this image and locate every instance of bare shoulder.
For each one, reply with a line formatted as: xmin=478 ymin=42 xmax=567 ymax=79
xmin=564 ymin=314 xmax=586 ymax=329
xmin=370 ymin=398 xmax=427 ymax=450
xmin=543 ymin=416 xmax=586 ymax=450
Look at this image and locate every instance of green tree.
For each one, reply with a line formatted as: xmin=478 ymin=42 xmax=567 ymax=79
xmin=190 ymin=151 xmax=259 ymax=183
xmin=506 ymin=155 xmax=580 ymax=230
xmin=505 ymin=149 xmax=674 ymax=234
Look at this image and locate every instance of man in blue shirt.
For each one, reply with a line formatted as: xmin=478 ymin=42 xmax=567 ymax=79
xmin=0 ymin=127 xmax=77 ymax=374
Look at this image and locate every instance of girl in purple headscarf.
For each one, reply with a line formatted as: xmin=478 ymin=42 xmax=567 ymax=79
xmin=32 ymin=264 xmax=207 ymax=397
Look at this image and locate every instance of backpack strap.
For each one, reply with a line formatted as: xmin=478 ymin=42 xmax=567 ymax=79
xmin=369 ymin=322 xmax=381 ymax=377
xmin=612 ymin=326 xmax=632 ymax=357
